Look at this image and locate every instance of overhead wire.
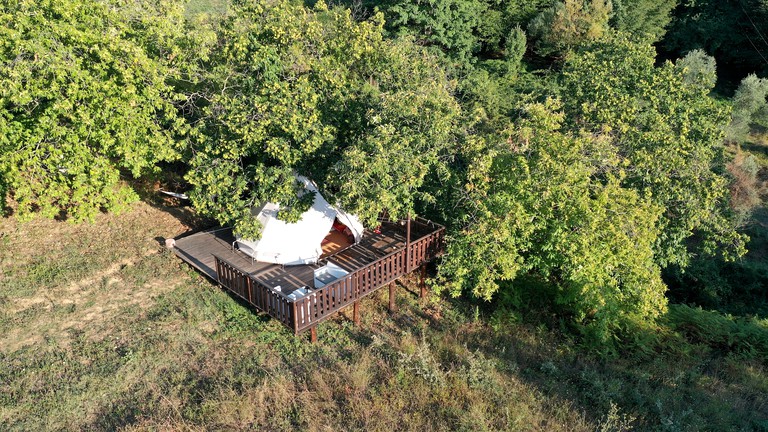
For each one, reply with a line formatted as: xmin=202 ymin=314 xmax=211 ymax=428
xmin=738 ymin=0 xmax=768 ymax=50
xmin=739 ymin=22 xmax=768 ymax=66
xmin=736 ymin=0 xmax=768 ymax=67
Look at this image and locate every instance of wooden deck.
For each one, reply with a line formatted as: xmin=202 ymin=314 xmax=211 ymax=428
xmin=173 ymin=227 xmax=270 ymax=280
xmin=174 ymin=221 xmax=430 ymax=296
xmin=173 ymin=218 xmax=445 ymax=336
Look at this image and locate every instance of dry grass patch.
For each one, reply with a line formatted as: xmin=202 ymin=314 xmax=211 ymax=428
xmin=0 ymin=201 xmax=199 ymax=352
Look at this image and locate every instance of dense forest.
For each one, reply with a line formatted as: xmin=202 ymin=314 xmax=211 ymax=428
xmin=2 ymin=0 xmax=767 ymax=350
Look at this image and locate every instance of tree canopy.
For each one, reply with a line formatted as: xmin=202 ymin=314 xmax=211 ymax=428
xmin=436 ymin=99 xmax=667 ymax=341
xmin=611 ymin=0 xmax=677 ymax=42
xmin=528 ymin=0 xmax=613 ymax=57
xmin=663 ymin=0 xmax=768 ymax=87
xmin=0 ymin=0 xmax=187 ymax=221
xmin=183 ymin=0 xmax=459 ymax=238
xmin=560 ymin=33 xmax=745 ymax=267
xmin=423 ymin=26 xmax=746 ymax=342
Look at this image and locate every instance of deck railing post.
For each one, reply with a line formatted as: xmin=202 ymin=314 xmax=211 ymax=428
xmin=310 ymin=326 xmax=317 ymax=343
xmin=247 ymin=277 xmax=253 ymax=303
xmin=388 ymin=282 xmax=396 ymax=312
xmin=214 ymin=255 xmax=221 ymax=284
xmin=353 ymin=301 xmax=360 ymax=325
xmin=292 ymin=300 xmax=299 ymax=333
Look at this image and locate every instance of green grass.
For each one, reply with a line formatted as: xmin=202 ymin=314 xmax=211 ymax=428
xmin=184 ymin=0 xmax=229 ymax=18
xmin=1 ymin=202 xmax=767 ymax=431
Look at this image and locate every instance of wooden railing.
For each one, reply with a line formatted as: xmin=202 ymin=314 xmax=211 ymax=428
xmin=213 ymin=221 xmax=445 ymax=334
xmin=214 ymin=255 xmax=294 ymax=326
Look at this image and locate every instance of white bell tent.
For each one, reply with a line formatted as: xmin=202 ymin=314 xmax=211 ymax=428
xmin=235 ymin=177 xmax=364 ymax=265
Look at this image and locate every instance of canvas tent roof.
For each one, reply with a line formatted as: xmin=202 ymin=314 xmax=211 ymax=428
xmin=235 ymin=177 xmax=364 ymax=265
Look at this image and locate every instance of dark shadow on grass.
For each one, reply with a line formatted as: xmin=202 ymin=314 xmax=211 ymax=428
xmin=664 ymin=203 xmax=768 ymax=318
xmin=742 ymin=140 xmax=768 ymax=158
xmin=128 ymin=168 xmax=212 ymax=232
xmin=446 ymin=303 xmax=768 ymax=431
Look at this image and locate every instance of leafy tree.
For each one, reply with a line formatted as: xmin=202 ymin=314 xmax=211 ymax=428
xmin=436 ymin=100 xmax=666 ymax=343
xmin=502 ymin=0 xmax=557 ymax=26
xmin=727 ymin=74 xmax=768 ymax=143
xmin=611 ymin=0 xmax=677 ymax=42
xmin=184 ymin=0 xmax=459 ymax=238
xmin=505 ymin=26 xmax=528 ymax=66
xmin=676 ymin=49 xmax=717 ymax=91
xmin=344 ymin=0 xmax=551 ymax=64
xmin=376 ymin=0 xmax=488 ymax=66
xmin=560 ymin=33 xmax=746 ymax=267
xmin=475 ymin=0 xmax=554 ymax=56
xmin=528 ymin=0 xmax=613 ymax=57
xmin=477 ymin=26 xmax=528 ymax=78
xmin=726 ymin=150 xmax=764 ymax=227
xmin=0 ymin=0 xmax=186 ymax=221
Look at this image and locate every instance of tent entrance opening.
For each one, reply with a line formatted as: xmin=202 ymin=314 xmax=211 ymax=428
xmin=320 ymin=218 xmax=354 ymax=258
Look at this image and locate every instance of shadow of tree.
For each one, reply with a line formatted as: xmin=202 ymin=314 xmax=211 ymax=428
xmin=441 ymin=305 xmax=768 ymax=431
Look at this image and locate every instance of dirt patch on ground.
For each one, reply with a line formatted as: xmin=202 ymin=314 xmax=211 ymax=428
xmin=0 ymin=201 xmax=203 ymax=352
xmin=0 ymin=252 xmax=186 ymax=352
xmin=8 ymin=254 xmax=150 ymax=314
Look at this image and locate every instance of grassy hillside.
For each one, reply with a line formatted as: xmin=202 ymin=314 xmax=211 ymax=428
xmin=1 ymin=197 xmax=767 ymax=431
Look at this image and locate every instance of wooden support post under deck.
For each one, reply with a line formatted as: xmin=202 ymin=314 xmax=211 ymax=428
xmin=310 ymin=327 xmax=317 ymax=343
xmin=388 ymin=282 xmax=396 ymax=312
xmin=419 ymin=265 xmax=427 ymax=299
xmin=353 ymin=301 xmax=360 ymax=325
